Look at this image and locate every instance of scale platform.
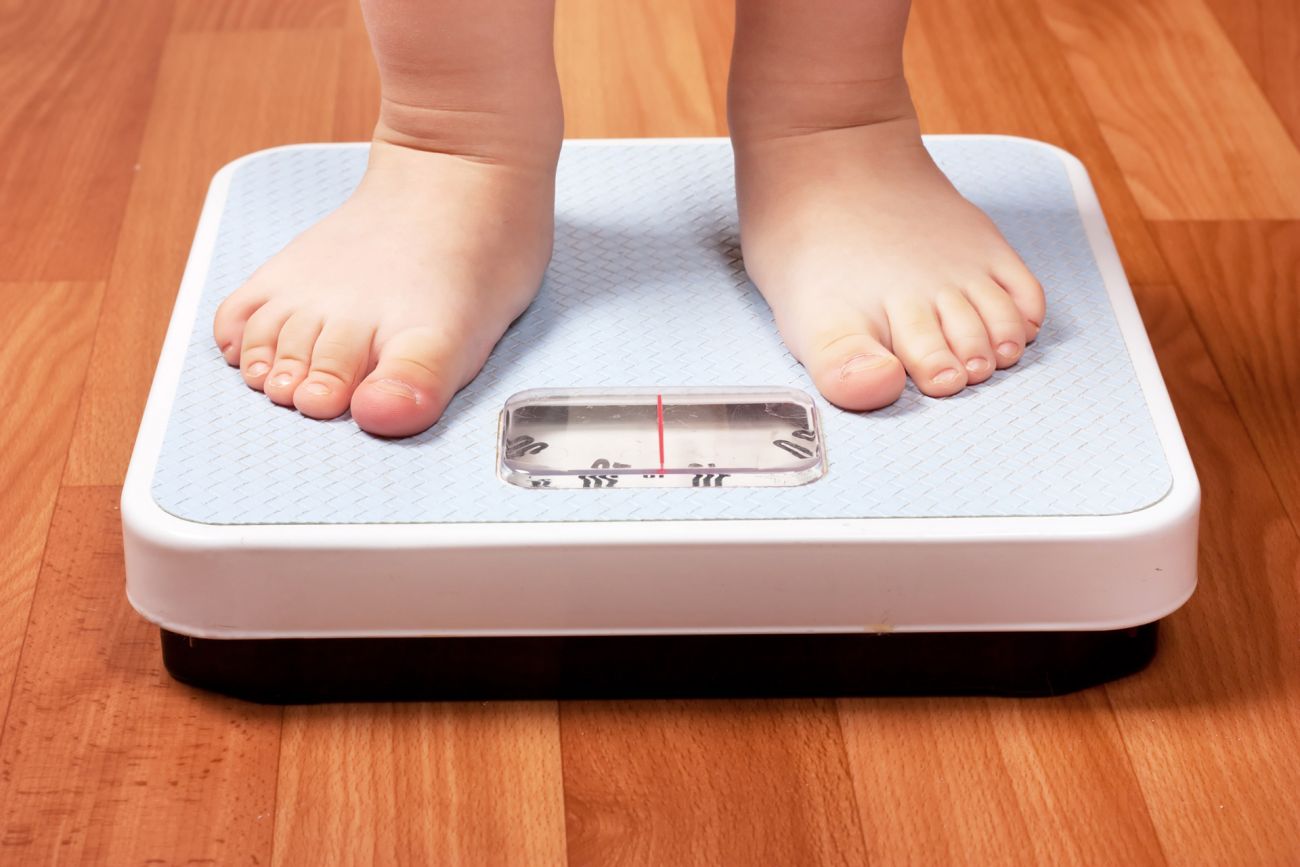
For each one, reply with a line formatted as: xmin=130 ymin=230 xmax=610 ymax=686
xmin=122 ymin=136 xmax=1199 ymax=701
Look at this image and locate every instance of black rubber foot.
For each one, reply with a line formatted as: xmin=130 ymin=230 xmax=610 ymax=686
xmin=160 ymin=624 xmax=1158 ymax=704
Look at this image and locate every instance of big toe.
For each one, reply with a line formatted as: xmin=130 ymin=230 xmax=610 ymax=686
xmin=350 ymin=328 xmax=461 ymax=437
xmin=804 ymin=333 xmax=907 ymax=411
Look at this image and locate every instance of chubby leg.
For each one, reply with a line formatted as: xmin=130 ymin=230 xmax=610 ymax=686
xmin=214 ymin=0 xmax=562 ymax=436
xmin=728 ymin=0 xmax=1045 ymax=410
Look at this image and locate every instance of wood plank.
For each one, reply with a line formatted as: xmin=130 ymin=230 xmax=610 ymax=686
xmin=1203 ymin=0 xmax=1300 ymax=148
xmin=686 ymin=0 xmax=735 ymax=135
xmin=341 ymin=0 xmax=736 ymax=143
xmin=560 ymin=700 xmax=868 ymax=865
xmin=1037 ymin=0 xmax=1300 ymax=220
xmin=0 ymin=282 xmax=103 ymax=734
xmin=1 ymin=2 xmax=1293 ymax=863
xmin=1151 ymin=221 xmax=1300 ymax=530
xmin=0 ymin=0 xmax=171 ymax=281
xmin=173 ymin=0 xmax=345 ymax=32
xmin=1107 ymin=280 xmax=1300 ymax=863
xmin=838 ymin=692 xmax=1165 ymax=864
xmin=62 ymin=29 xmax=342 ymax=487
xmin=332 ymin=0 xmax=382 ymax=141
xmin=333 ymin=0 xmax=734 ymax=142
xmin=272 ymin=702 xmax=566 ymax=865
xmin=0 ymin=486 xmax=281 ymax=865
xmin=903 ymin=0 xmax=1171 ymax=288
xmin=554 ymin=0 xmax=723 ymax=138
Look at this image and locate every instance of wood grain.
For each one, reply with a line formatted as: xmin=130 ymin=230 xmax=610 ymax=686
xmin=1108 ymin=280 xmax=1300 ymax=864
xmin=173 ymin=0 xmax=345 ymax=32
xmin=0 ymin=487 xmax=282 ymax=865
xmin=686 ymin=1 xmax=735 ymax=135
xmin=555 ymin=0 xmax=724 ymax=137
xmin=560 ymin=700 xmax=867 ymax=865
xmin=273 ymin=702 xmax=566 ymax=866
xmin=0 ymin=0 xmax=172 ymax=281
xmin=62 ymin=28 xmax=342 ymax=486
xmin=904 ymin=0 xmax=1172 ymax=288
xmin=1150 ymin=222 xmax=1300 ymax=531
xmin=332 ymin=0 xmax=382 ymax=141
xmin=3 ymin=0 xmax=1300 ymax=864
xmin=838 ymin=692 xmax=1165 ymax=864
xmin=1203 ymin=0 xmax=1300 ymax=148
xmin=1038 ymin=0 xmax=1300 ymax=220
xmin=0 ymin=283 xmax=103 ymax=734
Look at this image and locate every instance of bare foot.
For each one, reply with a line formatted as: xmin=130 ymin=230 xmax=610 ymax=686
xmin=729 ymin=1 xmax=1045 ymax=410
xmin=213 ymin=139 xmax=556 ymax=436
xmin=213 ymin=0 xmax=562 ymax=437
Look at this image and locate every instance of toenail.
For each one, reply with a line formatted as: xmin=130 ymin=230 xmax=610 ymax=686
xmin=966 ymin=358 xmax=990 ymax=374
xmin=840 ymin=354 xmax=893 ymax=378
xmin=304 ymin=381 xmax=331 ymax=396
xmin=269 ymin=372 xmax=294 ymax=388
xmin=371 ymin=378 xmax=417 ymax=400
xmin=933 ymin=368 xmax=960 ymax=386
xmin=997 ymin=342 xmax=1020 ymax=358
xmin=247 ymin=361 xmax=268 ymax=377
xmin=220 ymin=343 xmax=233 ymax=355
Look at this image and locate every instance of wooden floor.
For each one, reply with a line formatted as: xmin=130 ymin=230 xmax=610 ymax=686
xmin=2 ymin=0 xmax=1298 ymax=863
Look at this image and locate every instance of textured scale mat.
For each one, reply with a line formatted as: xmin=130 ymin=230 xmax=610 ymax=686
xmin=152 ymin=138 xmax=1171 ymax=524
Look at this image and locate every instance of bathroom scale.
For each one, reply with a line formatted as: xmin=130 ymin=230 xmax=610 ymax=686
xmin=121 ymin=136 xmax=1199 ymax=702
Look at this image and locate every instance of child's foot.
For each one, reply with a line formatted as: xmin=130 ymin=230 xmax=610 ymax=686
xmin=213 ymin=139 xmax=556 ymax=437
xmin=214 ymin=0 xmax=562 ymax=437
xmin=732 ymin=115 xmax=1045 ymax=409
xmin=728 ymin=4 xmax=1045 ymax=410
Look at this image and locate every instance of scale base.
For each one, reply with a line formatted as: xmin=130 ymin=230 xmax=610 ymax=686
xmin=127 ymin=138 xmax=1199 ymax=702
xmin=160 ymin=624 xmax=1158 ymax=703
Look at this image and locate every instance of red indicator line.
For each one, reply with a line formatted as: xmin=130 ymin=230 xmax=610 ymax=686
xmin=656 ymin=393 xmax=665 ymax=474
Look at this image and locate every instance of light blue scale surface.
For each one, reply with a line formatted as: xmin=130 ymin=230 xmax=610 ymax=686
xmin=152 ymin=138 xmax=1172 ymax=524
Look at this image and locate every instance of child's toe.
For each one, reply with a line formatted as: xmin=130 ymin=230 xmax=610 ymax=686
xmin=238 ymin=304 xmax=291 ymax=390
xmin=214 ymin=287 xmax=268 ymax=366
xmin=936 ymin=288 xmax=996 ymax=385
xmin=293 ymin=319 xmax=375 ymax=419
xmin=264 ymin=312 xmax=322 ymax=407
xmin=992 ymin=256 xmax=1046 ymax=342
xmin=799 ymin=331 xmax=906 ymax=411
xmin=885 ymin=296 xmax=969 ymax=397
xmin=965 ymin=281 xmax=1028 ymax=369
xmin=350 ymin=328 xmax=460 ymax=437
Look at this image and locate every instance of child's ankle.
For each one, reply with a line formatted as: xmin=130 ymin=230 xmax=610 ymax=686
xmin=727 ymin=73 xmax=917 ymax=144
xmin=374 ymin=84 xmax=563 ymax=171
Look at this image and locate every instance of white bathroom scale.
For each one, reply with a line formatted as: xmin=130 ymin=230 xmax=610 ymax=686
xmin=122 ymin=136 xmax=1199 ymax=702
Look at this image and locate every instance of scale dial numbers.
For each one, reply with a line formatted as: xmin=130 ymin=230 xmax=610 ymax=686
xmin=497 ymin=387 xmax=826 ymax=490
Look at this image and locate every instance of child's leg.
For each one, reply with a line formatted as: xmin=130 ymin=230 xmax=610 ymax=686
xmin=214 ymin=0 xmax=562 ymax=437
xmin=728 ymin=0 xmax=1045 ymax=410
